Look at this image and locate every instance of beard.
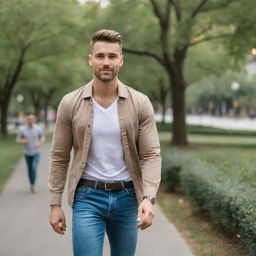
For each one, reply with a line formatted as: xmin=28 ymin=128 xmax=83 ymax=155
xmin=93 ymin=67 xmax=119 ymax=82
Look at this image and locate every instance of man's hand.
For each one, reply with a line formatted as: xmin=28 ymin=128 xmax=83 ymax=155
xmin=49 ymin=206 xmax=66 ymax=235
xmin=18 ymin=138 xmax=28 ymax=144
xmin=137 ymin=198 xmax=154 ymax=230
xmin=35 ymin=140 xmax=43 ymax=148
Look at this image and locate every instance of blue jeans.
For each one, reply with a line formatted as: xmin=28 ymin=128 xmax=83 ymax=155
xmin=72 ymin=184 xmax=138 ymax=256
xmin=24 ymin=154 xmax=40 ymax=185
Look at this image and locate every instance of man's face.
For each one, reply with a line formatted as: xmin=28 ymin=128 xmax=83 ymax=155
xmin=89 ymin=41 xmax=123 ymax=82
xmin=27 ymin=115 xmax=35 ymax=126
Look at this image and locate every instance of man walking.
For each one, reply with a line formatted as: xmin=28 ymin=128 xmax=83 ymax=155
xmin=48 ymin=29 xmax=161 ymax=256
xmin=17 ymin=113 xmax=44 ymax=193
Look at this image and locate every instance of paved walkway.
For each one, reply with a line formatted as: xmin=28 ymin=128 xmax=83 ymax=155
xmin=0 ymin=143 xmax=194 ymax=256
xmin=155 ymin=113 xmax=256 ymax=131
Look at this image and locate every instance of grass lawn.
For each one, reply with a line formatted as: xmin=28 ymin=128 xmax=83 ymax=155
xmin=160 ymin=131 xmax=256 ymax=148
xmin=159 ymin=131 xmax=254 ymax=256
xmin=0 ymin=134 xmax=23 ymax=192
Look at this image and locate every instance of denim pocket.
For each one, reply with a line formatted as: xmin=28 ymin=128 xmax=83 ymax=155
xmin=75 ymin=185 xmax=91 ymax=196
xmin=125 ymin=188 xmax=136 ymax=197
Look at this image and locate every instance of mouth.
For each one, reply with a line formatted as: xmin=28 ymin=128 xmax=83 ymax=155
xmin=100 ymin=69 xmax=112 ymax=72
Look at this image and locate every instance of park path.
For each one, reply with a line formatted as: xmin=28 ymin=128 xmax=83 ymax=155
xmin=0 ymin=143 xmax=194 ymax=256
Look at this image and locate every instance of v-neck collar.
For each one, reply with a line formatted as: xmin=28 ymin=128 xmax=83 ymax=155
xmin=92 ymin=97 xmax=118 ymax=113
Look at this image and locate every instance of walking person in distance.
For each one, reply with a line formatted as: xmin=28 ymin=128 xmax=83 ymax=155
xmin=17 ymin=113 xmax=44 ymax=193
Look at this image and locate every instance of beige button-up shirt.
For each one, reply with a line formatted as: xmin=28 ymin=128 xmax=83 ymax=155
xmin=48 ymin=80 xmax=161 ymax=207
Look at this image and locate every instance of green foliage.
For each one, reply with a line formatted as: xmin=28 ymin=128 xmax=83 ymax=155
xmin=162 ymin=148 xmax=256 ymax=255
xmin=0 ymin=134 xmax=22 ymax=192
xmin=192 ymin=149 xmax=256 ymax=188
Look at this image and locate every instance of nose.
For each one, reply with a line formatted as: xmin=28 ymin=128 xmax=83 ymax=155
xmin=103 ymin=57 xmax=110 ymax=65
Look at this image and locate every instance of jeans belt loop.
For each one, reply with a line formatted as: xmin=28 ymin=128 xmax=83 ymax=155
xmin=94 ymin=180 xmax=98 ymax=189
xmin=120 ymin=181 xmax=124 ymax=190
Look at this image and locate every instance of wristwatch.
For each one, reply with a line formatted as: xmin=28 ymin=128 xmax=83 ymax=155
xmin=143 ymin=196 xmax=156 ymax=205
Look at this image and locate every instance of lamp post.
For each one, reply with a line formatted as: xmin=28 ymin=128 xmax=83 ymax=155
xmin=230 ymin=81 xmax=240 ymax=117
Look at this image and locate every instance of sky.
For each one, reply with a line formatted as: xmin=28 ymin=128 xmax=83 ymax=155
xmin=78 ymin=0 xmax=110 ymax=8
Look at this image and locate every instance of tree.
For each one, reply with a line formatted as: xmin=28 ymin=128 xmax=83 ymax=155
xmin=18 ymin=56 xmax=88 ymax=123
xmin=123 ymin=0 xmax=240 ymax=145
xmin=102 ymin=0 xmax=256 ymax=145
xmin=0 ymin=0 xmax=80 ymax=135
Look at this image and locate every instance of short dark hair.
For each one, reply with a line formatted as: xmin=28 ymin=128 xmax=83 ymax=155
xmin=90 ymin=29 xmax=123 ymax=52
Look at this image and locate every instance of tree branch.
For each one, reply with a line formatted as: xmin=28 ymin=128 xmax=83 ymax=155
xmin=200 ymin=0 xmax=237 ymax=13
xmin=169 ymin=0 xmax=181 ymax=21
xmin=150 ymin=0 xmax=163 ymax=22
xmin=164 ymin=0 xmax=171 ymax=26
xmin=150 ymin=0 xmax=171 ymax=29
xmin=123 ymin=48 xmax=165 ymax=67
xmin=188 ymin=33 xmax=233 ymax=47
xmin=190 ymin=0 xmax=209 ymax=19
xmin=26 ymin=31 xmax=62 ymax=48
xmin=192 ymin=24 xmax=213 ymax=38
xmin=26 ymin=46 xmax=69 ymax=63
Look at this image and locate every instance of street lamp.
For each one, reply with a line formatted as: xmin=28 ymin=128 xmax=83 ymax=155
xmin=230 ymin=81 xmax=240 ymax=117
xmin=230 ymin=81 xmax=240 ymax=92
xmin=16 ymin=94 xmax=24 ymax=104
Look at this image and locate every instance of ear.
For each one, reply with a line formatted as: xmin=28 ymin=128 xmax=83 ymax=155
xmin=120 ymin=55 xmax=124 ymax=67
xmin=88 ymin=54 xmax=92 ymax=66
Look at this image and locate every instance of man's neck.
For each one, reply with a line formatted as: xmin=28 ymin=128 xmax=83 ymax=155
xmin=92 ymin=76 xmax=118 ymax=98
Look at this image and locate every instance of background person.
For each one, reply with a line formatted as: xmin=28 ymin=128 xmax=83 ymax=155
xmin=17 ymin=113 xmax=44 ymax=193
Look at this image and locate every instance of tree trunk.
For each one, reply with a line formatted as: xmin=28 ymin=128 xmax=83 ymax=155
xmin=0 ymin=48 xmax=26 ymax=135
xmin=162 ymin=104 xmax=166 ymax=124
xmin=167 ymin=52 xmax=188 ymax=146
xmin=169 ymin=77 xmax=188 ymax=145
xmin=159 ymin=79 xmax=167 ymax=124
xmin=0 ymin=98 xmax=9 ymax=136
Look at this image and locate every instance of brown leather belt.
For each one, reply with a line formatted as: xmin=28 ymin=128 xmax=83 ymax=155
xmin=78 ymin=179 xmax=134 ymax=191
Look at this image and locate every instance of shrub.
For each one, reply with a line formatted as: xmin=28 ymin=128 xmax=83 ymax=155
xmin=161 ymin=149 xmax=191 ymax=191
xmin=162 ymin=148 xmax=256 ymax=255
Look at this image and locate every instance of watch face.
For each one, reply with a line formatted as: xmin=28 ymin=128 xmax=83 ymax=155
xmin=150 ymin=197 xmax=156 ymax=205
xmin=143 ymin=196 xmax=155 ymax=205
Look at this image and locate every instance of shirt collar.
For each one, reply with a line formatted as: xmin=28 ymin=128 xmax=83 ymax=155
xmin=81 ymin=80 xmax=129 ymax=99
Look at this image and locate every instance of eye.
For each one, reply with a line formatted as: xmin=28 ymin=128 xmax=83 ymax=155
xmin=96 ymin=54 xmax=104 ymax=58
xmin=109 ymin=55 xmax=117 ymax=59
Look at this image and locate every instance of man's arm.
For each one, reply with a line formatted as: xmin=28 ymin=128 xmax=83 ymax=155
xmin=48 ymin=95 xmax=73 ymax=205
xmin=137 ymin=96 xmax=161 ymax=230
xmin=16 ymin=129 xmax=27 ymax=144
xmin=36 ymin=127 xmax=45 ymax=148
xmin=48 ymin=96 xmax=73 ymax=234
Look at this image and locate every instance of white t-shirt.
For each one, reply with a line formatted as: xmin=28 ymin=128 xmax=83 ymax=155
xmin=82 ymin=98 xmax=132 ymax=181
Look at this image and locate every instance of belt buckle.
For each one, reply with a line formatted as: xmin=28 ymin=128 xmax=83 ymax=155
xmin=104 ymin=182 xmax=112 ymax=191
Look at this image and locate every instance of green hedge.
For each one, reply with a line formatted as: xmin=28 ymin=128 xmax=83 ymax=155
xmin=162 ymin=149 xmax=256 ymax=255
xmin=157 ymin=122 xmax=256 ymax=136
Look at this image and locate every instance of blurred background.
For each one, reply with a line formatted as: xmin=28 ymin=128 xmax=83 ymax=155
xmin=1 ymin=1 xmax=256 ymax=255
xmin=1 ymin=0 xmax=256 ymax=141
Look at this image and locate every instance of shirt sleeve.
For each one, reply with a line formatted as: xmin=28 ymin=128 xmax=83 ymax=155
xmin=16 ymin=128 xmax=25 ymax=142
xmin=138 ymin=96 xmax=161 ymax=198
xmin=48 ymin=95 xmax=73 ymax=206
xmin=38 ymin=127 xmax=45 ymax=141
